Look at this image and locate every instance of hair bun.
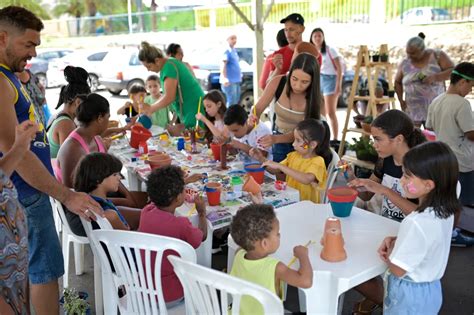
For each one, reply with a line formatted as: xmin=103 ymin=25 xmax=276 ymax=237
xmin=64 ymin=66 xmax=89 ymax=85
xmin=418 ymin=32 xmax=426 ymax=40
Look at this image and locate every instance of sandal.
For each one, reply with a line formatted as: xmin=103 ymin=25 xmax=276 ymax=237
xmin=352 ymin=298 xmax=382 ymax=315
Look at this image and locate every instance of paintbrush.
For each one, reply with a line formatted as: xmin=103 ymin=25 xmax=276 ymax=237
xmin=287 ymin=240 xmax=315 ymax=267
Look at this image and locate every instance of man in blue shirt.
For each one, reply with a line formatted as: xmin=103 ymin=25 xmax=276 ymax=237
xmin=220 ymin=34 xmax=242 ymax=107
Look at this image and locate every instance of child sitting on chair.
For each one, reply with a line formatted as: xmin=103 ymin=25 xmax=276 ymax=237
xmin=138 ymin=165 xmax=207 ymax=305
xmin=73 ymin=152 xmax=130 ymax=230
xmin=251 ymin=119 xmax=331 ymax=203
xmin=230 ymin=204 xmax=313 ymax=315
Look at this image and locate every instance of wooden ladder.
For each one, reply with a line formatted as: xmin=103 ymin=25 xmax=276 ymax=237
xmin=338 ymin=44 xmax=397 ymax=168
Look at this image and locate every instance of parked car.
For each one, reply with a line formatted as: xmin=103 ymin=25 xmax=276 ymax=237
xmin=192 ymin=46 xmax=365 ymax=111
xmin=47 ymin=49 xmax=109 ymax=91
xmin=26 ymin=48 xmax=74 ymax=88
xmin=400 ymin=7 xmax=451 ymax=24
xmin=99 ymin=48 xmax=156 ymax=96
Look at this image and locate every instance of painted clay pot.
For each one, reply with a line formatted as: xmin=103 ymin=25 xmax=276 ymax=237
xmin=244 ymin=163 xmax=265 ymax=184
xmin=205 ymin=182 xmax=222 ymax=206
xmin=130 ymin=125 xmax=152 ymax=149
xmin=327 ymin=187 xmax=358 ymax=217
xmin=242 ymin=175 xmax=261 ymax=194
xmin=210 ymin=142 xmax=221 ymax=161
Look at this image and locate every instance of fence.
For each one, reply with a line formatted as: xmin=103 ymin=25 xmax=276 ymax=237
xmin=44 ymin=0 xmax=473 ymax=37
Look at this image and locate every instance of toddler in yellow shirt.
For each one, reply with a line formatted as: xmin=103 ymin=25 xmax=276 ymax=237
xmin=252 ymin=118 xmax=331 ymax=203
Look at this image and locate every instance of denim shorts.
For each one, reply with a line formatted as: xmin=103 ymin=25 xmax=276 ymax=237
xmin=384 ymin=274 xmax=441 ymax=315
xmin=320 ymin=74 xmax=337 ymax=96
xmin=20 ymin=192 xmax=64 ymax=284
xmin=459 ymin=171 xmax=474 ymax=205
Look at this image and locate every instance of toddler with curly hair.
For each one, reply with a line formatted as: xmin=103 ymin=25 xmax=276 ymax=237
xmin=230 ymin=204 xmax=313 ymax=314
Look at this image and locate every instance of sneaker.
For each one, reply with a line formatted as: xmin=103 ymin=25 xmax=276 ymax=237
xmin=451 ymin=232 xmax=474 ymax=247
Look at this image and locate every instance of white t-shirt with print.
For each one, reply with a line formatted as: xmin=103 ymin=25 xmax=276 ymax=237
xmin=426 ymin=93 xmax=474 ymax=172
xmin=234 ymin=123 xmax=273 ymax=161
xmin=321 ymin=46 xmax=341 ymax=76
xmin=389 ymin=208 xmax=454 ymax=282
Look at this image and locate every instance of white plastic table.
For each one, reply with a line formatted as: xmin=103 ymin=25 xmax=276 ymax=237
xmin=228 ymin=200 xmax=400 ymax=315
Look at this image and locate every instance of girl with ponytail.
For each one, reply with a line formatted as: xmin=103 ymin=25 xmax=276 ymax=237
xmin=348 ymin=109 xmax=426 ymax=222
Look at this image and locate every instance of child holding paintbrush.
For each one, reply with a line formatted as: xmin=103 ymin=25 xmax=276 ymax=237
xmin=117 ymin=84 xmax=147 ymax=120
xmin=230 ymin=203 xmax=313 ymax=315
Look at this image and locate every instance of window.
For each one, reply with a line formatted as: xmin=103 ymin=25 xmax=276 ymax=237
xmin=88 ymin=52 xmax=108 ymax=61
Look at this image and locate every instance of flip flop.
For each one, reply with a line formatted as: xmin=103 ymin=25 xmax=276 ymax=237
xmin=352 ymin=298 xmax=382 ymax=315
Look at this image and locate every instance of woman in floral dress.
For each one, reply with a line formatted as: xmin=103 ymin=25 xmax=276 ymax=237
xmin=394 ymin=33 xmax=454 ymax=127
xmin=0 ymin=121 xmax=38 ymax=315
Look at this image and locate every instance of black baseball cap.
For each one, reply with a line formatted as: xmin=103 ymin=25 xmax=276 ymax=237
xmin=280 ymin=13 xmax=304 ymax=26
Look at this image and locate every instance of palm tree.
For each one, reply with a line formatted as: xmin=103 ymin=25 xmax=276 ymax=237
xmin=2 ymin=0 xmax=50 ymax=19
xmin=52 ymin=0 xmax=128 ymax=35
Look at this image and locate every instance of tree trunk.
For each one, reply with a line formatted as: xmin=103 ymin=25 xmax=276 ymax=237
xmin=151 ymin=0 xmax=158 ymax=31
xmin=136 ymin=0 xmax=144 ymax=32
xmin=86 ymin=0 xmax=97 ymax=35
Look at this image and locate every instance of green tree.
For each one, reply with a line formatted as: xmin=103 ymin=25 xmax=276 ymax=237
xmin=52 ymin=0 xmax=129 ymax=35
xmin=0 ymin=0 xmax=50 ymax=19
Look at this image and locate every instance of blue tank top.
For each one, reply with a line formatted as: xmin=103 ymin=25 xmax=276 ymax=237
xmin=0 ymin=64 xmax=54 ymax=200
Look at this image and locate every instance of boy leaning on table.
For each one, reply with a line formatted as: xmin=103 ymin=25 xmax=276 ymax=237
xmin=223 ymin=104 xmax=273 ymax=162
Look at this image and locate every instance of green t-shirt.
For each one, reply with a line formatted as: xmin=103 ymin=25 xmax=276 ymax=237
xmin=230 ymin=250 xmax=280 ymax=315
xmin=160 ymin=58 xmax=204 ymax=128
xmin=144 ymin=95 xmax=170 ymax=128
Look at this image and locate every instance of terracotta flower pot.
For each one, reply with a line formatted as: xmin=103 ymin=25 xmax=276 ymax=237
xmin=108 ymin=120 xmax=119 ymax=128
xmin=320 ymin=217 xmax=344 ymax=246
xmin=242 ymin=175 xmax=261 ymax=194
xmin=148 ymin=153 xmax=172 ymax=170
xmin=320 ymin=227 xmax=347 ymax=262
xmin=361 ymin=122 xmax=372 ymax=133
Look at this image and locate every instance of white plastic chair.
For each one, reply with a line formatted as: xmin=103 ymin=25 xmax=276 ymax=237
xmin=49 ymin=197 xmax=62 ymax=235
xmin=322 ymin=148 xmax=341 ymax=203
xmin=168 ymin=255 xmax=284 ymax=315
xmin=91 ymin=230 xmax=196 ymax=315
xmin=50 ymin=197 xmax=88 ymax=288
xmin=80 ymin=210 xmax=114 ymax=315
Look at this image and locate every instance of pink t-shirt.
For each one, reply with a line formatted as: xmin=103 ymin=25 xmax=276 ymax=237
xmin=138 ymin=203 xmax=203 ymax=302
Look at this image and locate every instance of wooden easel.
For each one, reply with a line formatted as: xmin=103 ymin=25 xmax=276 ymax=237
xmin=338 ymin=44 xmax=396 ymax=167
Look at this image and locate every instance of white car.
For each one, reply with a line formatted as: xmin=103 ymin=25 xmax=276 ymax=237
xmin=99 ymin=47 xmax=156 ymax=96
xmin=400 ymin=7 xmax=451 ymax=24
xmin=47 ymin=49 xmax=109 ymax=91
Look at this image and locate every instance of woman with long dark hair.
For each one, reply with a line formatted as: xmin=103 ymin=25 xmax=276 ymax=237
xmin=253 ymin=51 xmax=325 ymax=162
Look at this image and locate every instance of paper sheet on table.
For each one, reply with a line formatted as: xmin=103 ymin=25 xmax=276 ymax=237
xmin=149 ymin=125 xmax=166 ymax=137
